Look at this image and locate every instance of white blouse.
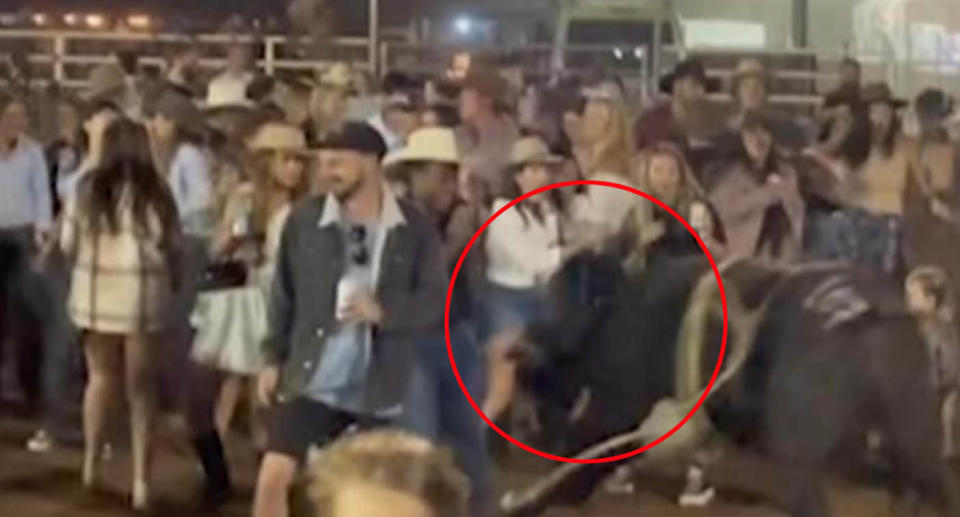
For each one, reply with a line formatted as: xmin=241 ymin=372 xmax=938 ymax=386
xmin=485 ymin=198 xmax=563 ymax=289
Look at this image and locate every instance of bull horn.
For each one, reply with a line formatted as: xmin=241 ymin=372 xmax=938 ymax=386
xmin=501 ymin=427 xmax=650 ymax=515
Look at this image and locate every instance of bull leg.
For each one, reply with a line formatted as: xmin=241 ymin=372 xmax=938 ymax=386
xmin=785 ymin=466 xmax=829 ymax=517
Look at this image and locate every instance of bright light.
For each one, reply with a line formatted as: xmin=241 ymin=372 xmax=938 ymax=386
xmin=454 ymin=16 xmax=473 ymax=36
xmin=613 ymin=48 xmax=624 ymax=60
xmin=63 ymin=13 xmax=79 ymax=26
xmin=128 ymin=14 xmax=150 ymax=29
xmin=32 ymin=13 xmax=48 ymax=26
xmin=85 ymin=14 xmax=106 ymax=29
xmin=634 ymin=47 xmax=644 ymax=59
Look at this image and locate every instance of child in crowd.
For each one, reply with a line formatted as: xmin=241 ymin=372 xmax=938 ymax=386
xmin=905 ymin=266 xmax=960 ymax=459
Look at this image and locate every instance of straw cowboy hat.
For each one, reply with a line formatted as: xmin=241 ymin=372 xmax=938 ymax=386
xmin=730 ymin=58 xmax=770 ymax=92
xmin=508 ymin=136 xmax=563 ymax=169
xmin=861 ymin=82 xmax=907 ymax=108
xmin=247 ymin=122 xmax=310 ymax=155
xmin=659 ymin=58 xmax=720 ymax=95
xmin=317 ymin=62 xmax=356 ymax=92
xmin=383 ymin=127 xmax=460 ymax=168
xmin=82 ymin=64 xmax=126 ymax=103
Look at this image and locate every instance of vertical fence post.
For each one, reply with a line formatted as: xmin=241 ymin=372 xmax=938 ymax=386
xmin=265 ymin=36 xmax=276 ymax=75
xmin=53 ymin=34 xmax=66 ymax=84
xmin=368 ymin=0 xmax=380 ymax=76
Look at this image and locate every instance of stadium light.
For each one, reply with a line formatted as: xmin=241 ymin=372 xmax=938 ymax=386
xmin=128 ymin=14 xmax=150 ymax=29
xmin=32 ymin=13 xmax=48 ymax=26
xmin=454 ymin=16 xmax=473 ymax=36
xmin=63 ymin=13 xmax=79 ymax=26
xmin=85 ymin=14 xmax=106 ymax=29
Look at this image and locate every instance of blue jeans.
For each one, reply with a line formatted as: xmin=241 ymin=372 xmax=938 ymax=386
xmin=401 ymin=322 xmax=493 ymax=516
xmin=38 ymin=249 xmax=84 ymax=436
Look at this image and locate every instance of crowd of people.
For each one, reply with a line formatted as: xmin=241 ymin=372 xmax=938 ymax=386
xmin=2 ymin=37 xmax=960 ymax=517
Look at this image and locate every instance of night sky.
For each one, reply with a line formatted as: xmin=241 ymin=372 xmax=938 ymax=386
xmin=0 ymin=0 xmax=455 ymax=31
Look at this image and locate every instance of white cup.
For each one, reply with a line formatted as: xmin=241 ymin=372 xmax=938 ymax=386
xmin=336 ymin=276 xmax=364 ymax=321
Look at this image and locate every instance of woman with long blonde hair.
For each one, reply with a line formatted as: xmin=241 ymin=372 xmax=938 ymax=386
xmin=568 ymin=82 xmax=643 ymax=253
xmin=193 ymin=122 xmax=310 ymax=449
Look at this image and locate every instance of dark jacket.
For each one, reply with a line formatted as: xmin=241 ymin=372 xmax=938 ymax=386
xmin=264 ymin=193 xmax=446 ymax=412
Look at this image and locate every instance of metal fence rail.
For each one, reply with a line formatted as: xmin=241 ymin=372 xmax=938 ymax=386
xmin=4 ymin=28 xmax=960 ymax=112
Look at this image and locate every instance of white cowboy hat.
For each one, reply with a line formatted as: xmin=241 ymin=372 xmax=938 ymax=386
xmin=382 ymin=127 xmax=460 ymax=168
xmin=508 ymin=136 xmax=563 ymax=168
xmin=204 ymin=76 xmax=255 ymax=110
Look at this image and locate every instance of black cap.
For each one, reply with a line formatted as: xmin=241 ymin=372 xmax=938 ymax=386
xmin=319 ymin=122 xmax=388 ymax=159
xmin=659 ymin=58 xmax=720 ymax=94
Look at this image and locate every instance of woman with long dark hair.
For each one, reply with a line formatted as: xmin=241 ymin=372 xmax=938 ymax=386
xmin=482 ymin=136 xmax=567 ymax=421
xmin=62 ymin=118 xmax=181 ymax=510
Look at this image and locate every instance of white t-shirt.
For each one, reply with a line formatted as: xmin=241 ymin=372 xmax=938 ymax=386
xmin=485 ymin=198 xmax=563 ymax=289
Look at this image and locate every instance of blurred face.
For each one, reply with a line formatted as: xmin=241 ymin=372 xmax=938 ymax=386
xmin=515 ymin=163 xmax=552 ymax=195
xmin=581 ymin=99 xmax=612 ymax=144
xmin=0 ymin=101 xmax=28 ymax=140
xmin=840 ymin=63 xmax=860 ymax=87
xmin=331 ymin=483 xmax=433 ymax=517
xmin=150 ymin=113 xmax=176 ymax=143
xmin=906 ymin=280 xmax=937 ymax=316
xmin=313 ymin=88 xmax=349 ymax=123
xmin=271 ymin=151 xmax=306 ymax=191
xmin=226 ymin=45 xmax=251 ymax=74
xmin=737 ymin=75 xmax=766 ymax=111
xmin=57 ymin=102 xmax=80 ymax=141
xmin=385 ymin=108 xmax=420 ymax=141
xmin=318 ymin=149 xmax=373 ymax=201
xmin=410 ymin=162 xmax=459 ymax=214
xmin=869 ymin=102 xmax=895 ymax=142
xmin=742 ymin=126 xmax=773 ymax=168
xmin=459 ymin=88 xmax=490 ymax=124
xmin=673 ymin=76 xmax=705 ymax=106
xmin=647 ymin=153 xmax=683 ymax=203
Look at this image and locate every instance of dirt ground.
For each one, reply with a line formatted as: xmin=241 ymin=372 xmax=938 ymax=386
xmin=0 ymin=416 xmax=943 ymax=517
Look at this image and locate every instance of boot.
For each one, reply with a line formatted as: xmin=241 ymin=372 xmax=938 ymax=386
xmin=192 ymin=432 xmax=233 ymax=509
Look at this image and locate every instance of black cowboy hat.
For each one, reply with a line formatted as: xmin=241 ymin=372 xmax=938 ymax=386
xmin=659 ymin=58 xmax=720 ymax=95
xmin=861 ymin=82 xmax=907 ymax=108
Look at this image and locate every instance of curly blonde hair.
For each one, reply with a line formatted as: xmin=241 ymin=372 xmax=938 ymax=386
xmin=306 ymin=430 xmax=470 ymax=517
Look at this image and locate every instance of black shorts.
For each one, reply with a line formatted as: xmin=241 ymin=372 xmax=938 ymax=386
xmin=265 ymin=397 xmax=387 ymax=462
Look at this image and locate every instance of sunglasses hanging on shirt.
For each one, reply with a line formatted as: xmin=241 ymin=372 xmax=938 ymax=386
xmin=348 ymin=225 xmax=370 ymax=266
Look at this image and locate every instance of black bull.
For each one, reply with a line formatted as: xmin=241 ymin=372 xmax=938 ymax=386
xmin=504 ymin=253 xmax=960 ymax=517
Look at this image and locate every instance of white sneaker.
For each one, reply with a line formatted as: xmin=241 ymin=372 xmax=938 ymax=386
xmin=678 ymin=486 xmax=716 ymax=508
xmin=26 ymin=430 xmax=55 ymax=453
xmin=677 ymin=466 xmax=716 ymax=508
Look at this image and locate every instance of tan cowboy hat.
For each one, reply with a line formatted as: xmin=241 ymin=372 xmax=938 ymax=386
xmin=383 ymin=127 xmax=460 ymax=167
xmin=318 ymin=62 xmax=356 ymax=92
xmin=82 ymin=64 xmax=126 ymax=102
xmin=509 ymin=137 xmax=563 ymax=168
xmin=247 ymin=122 xmax=310 ymax=155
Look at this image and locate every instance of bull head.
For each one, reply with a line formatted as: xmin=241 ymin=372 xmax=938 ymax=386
xmin=513 ymin=251 xmax=628 ymax=454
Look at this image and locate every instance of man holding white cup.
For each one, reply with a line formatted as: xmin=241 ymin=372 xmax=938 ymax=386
xmin=253 ymin=123 xmax=447 ymax=517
